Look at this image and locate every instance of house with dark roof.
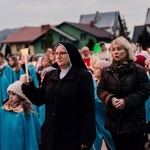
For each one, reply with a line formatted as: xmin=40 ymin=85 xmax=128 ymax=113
xmin=1 ymin=24 xmax=80 ymax=55
xmin=145 ymin=8 xmax=150 ymax=26
xmin=1 ymin=22 xmax=114 ymax=55
xmin=132 ymin=25 xmax=144 ymax=43
xmin=51 ymin=26 xmax=77 ymax=45
xmin=0 ymin=28 xmax=20 ymax=47
xmin=132 ymin=8 xmax=150 ymax=49
xmin=56 ymin=21 xmax=113 ymax=49
xmin=1 ymin=21 xmax=114 ymax=55
xmin=79 ymin=11 xmax=124 ymax=38
xmin=1 ymin=25 xmax=52 ymax=55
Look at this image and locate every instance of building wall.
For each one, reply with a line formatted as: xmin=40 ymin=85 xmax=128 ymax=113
xmin=34 ymin=41 xmax=44 ymax=54
xmin=52 ymin=30 xmax=75 ymax=46
xmin=57 ymin=23 xmax=98 ymax=49
xmin=10 ymin=44 xmax=24 ymax=55
xmin=29 ymin=45 xmax=34 ymax=54
xmin=31 ymin=36 xmax=47 ymax=54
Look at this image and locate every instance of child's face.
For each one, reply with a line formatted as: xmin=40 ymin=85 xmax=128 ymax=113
xmin=49 ymin=53 xmax=55 ymax=62
xmin=9 ymin=91 xmax=20 ymax=105
xmin=93 ymin=65 xmax=101 ymax=80
xmin=0 ymin=56 xmax=4 ymax=64
xmin=20 ymin=55 xmax=25 ymax=64
xmin=8 ymin=58 xmax=15 ymax=66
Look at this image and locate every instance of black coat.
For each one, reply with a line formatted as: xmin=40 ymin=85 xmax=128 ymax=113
xmin=97 ymin=61 xmax=150 ymax=134
xmin=22 ymin=66 xmax=95 ymax=150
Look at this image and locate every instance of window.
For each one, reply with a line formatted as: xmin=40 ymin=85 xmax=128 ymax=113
xmin=59 ymin=36 xmax=67 ymax=42
xmin=146 ymin=26 xmax=150 ymax=33
xmin=41 ymin=38 xmax=46 ymax=49
xmin=17 ymin=43 xmax=22 ymax=51
xmin=80 ymin=33 xmax=87 ymax=41
xmin=115 ymin=29 xmax=120 ymax=36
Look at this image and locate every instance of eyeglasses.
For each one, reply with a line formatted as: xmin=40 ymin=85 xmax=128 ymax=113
xmin=54 ymin=51 xmax=68 ymax=56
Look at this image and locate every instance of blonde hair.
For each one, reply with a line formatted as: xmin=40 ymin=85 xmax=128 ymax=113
xmin=110 ymin=36 xmax=136 ymax=61
xmin=130 ymin=43 xmax=137 ymax=53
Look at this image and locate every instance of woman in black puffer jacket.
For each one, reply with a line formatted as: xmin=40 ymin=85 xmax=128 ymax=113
xmin=97 ymin=36 xmax=150 ymax=150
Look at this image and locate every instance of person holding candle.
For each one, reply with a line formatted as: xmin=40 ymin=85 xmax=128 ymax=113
xmin=19 ymin=54 xmax=39 ymax=87
xmin=20 ymin=42 xmax=96 ymax=150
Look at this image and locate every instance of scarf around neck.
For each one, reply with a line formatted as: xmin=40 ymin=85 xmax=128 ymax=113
xmin=112 ymin=58 xmax=131 ymax=77
xmin=4 ymin=100 xmax=23 ymax=113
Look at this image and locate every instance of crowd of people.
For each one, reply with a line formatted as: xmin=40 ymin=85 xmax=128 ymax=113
xmin=0 ymin=36 xmax=150 ymax=150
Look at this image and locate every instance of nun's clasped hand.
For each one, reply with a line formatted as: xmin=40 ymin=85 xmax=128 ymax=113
xmin=111 ymin=97 xmax=126 ymax=110
xmin=20 ymin=74 xmax=32 ymax=85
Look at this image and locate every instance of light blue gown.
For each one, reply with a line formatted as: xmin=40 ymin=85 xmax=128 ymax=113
xmin=21 ymin=63 xmax=40 ymax=112
xmin=21 ymin=63 xmax=39 ymax=87
xmin=12 ymin=68 xmax=24 ymax=82
xmin=28 ymin=63 xmax=46 ymax=123
xmin=28 ymin=63 xmax=46 ymax=124
xmin=0 ymin=107 xmax=41 ymax=150
xmin=28 ymin=63 xmax=39 ymax=87
xmin=91 ymin=80 xmax=116 ymax=150
xmin=0 ymin=65 xmax=13 ymax=106
xmin=22 ymin=63 xmax=45 ymax=124
xmin=2 ymin=65 xmax=13 ymax=85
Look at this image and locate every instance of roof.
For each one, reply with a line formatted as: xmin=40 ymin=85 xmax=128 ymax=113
xmin=145 ymin=8 xmax=150 ymax=25
xmin=1 ymin=25 xmax=50 ymax=43
xmin=132 ymin=25 xmax=144 ymax=43
xmin=0 ymin=28 xmax=20 ymax=46
xmin=58 ymin=22 xmax=112 ymax=38
xmin=79 ymin=11 xmax=120 ymax=29
xmin=51 ymin=27 xmax=77 ymax=41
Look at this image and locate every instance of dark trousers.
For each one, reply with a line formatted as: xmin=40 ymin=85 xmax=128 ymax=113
xmin=111 ymin=132 xmax=145 ymax=150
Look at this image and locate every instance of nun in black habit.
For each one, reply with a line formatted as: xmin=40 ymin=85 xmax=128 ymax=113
xmin=21 ymin=42 xmax=95 ymax=150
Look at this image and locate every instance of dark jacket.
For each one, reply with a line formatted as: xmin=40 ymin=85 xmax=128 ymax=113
xmin=22 ymin=66 xmax=95 ymax=150
xmin=97 ymin=61 xmax=150 ymax=134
